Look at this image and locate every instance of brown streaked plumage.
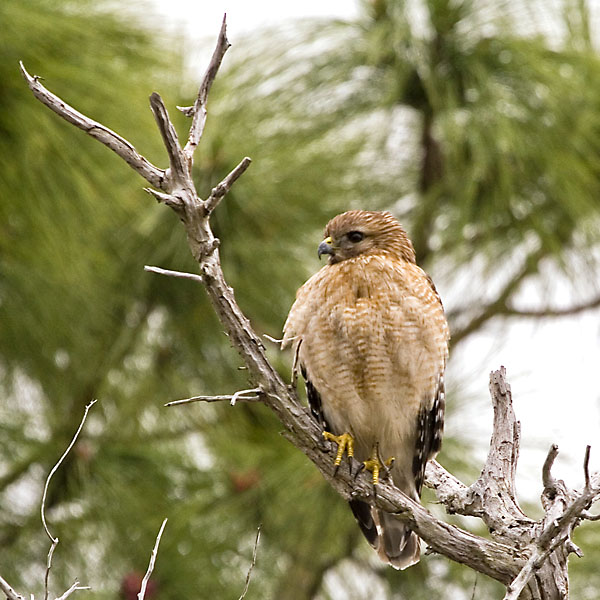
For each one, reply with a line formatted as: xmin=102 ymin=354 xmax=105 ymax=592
xmin=283 ymin=210 xmax=449 ymax=569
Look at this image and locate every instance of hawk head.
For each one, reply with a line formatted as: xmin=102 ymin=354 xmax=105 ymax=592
xmin=318 ymin=210 xmax=416 ymax=265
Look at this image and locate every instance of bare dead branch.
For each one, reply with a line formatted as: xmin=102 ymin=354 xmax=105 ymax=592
xmin=582 ymin=510 xmax=600 ymax=521
xmin=463 ymin=368 xmax=532 ymax=535
xmin=41 ymin=399 xmax=97 ymax=600
xmin=539 ymin=476 xmax=600 ymax=550
xmin=44 ymin=543 xmax=59 ymax=600
xmin=143 ymin=187 xmax=183 ymax=209
xmin=54 ymin=581 xmax=91 ymax=600
xmin=138 ymin=519 xmax=168 ymax=600
xmin=204 ymin=157 xmax=252 ymax=215
xmin=41 ymin=399 xmax=98 ymax=540
xmin=19 ymin=62 xmax=164 ymax=189
xmin=238 ymin=525 xmax=261 ymax=600
xmin=504 ymin=487 xmax=595 ymax=600
xmin=503 ymin=560 xmax=537 ymax=600
xmin=149 ymin=93 xmax=188 ymax=181
xmin=184 ymin=14 xmax=231 ymax=159
xmin=542 ymin=444 xmax=559 ymax=491
xmin=566 ymin=540 xmax=584 ymax=558
xmin=424 ymin=459 xmax=470 ymax=514
xmin=584 ymin=445 xmax=592 ymax=490
xmin=504 ymin=443 xmax=600 ymax=599
xmin=165 ymin=388 xmax=262 ymax=407
xmin=144 ymin=265 xmax=203 ymax=284
xmin=503 ymin=555 xmax=541 ymax=600
xmin=229 ymin=388 xmax=262 ymax=406
xmin=487 ymin=368 xmax=521 ymax=492
xmin=0 ymin=575 xmax=26 ymax=600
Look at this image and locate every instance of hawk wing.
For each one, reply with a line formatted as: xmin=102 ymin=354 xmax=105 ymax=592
xmin=300 ymin=364 xmax=329 ymax=430
xmin=413 ymin=372 xmax=446 ymax=494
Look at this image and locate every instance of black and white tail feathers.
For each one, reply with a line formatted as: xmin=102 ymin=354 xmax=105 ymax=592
xmin=303 ymin=366 xmax=446 ymax=570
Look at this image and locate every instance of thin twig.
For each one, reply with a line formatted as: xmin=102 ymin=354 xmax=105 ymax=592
xmin=138 ymin=519 xmax=168 ymax=600
xmin=204 ymin=157 xmax=252 ymax=215
xmin=165 ymin=392 xmax=261 ymax=407
xmin=184 ymin=14 xmax=231 ymax=158
xmin=238 ymin=525 xmax=261 ymax=600
xmin=144 ymin=265 xmax=203 ymax=284
xmin=41 ymin=399 xmax=98 ymax=541
xmin=41 ymin=399 xmax=97 ymax=600
xmin=584 ymin=445 xmax=592 ymax=490
xmin=230 ymin=388 xmax=262 ymax=406
xmin=166 ymin=388 xmax=262 ymax=408
xmin=44 ymin=543 xmax=58 ymax=600
xmin=54 ymin=581 xmax=91 ymax=600
xmin=469 ymin=573 xmax=478 ymax=600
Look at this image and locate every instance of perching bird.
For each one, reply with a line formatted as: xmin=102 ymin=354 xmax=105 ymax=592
xmin=282 ymin=210 xmax=449 ymax=569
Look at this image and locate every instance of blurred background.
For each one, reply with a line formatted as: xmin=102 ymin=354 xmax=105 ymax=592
xmin=1 ymin=0 xmax=600 ymax=598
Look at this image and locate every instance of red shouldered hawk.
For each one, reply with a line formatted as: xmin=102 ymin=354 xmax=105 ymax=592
xmin=282 ymin=210 xmax=449 ymax=569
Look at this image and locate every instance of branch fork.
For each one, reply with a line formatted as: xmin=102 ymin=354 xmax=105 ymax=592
xmin=20 ymin=16 xmax=600 ymax=599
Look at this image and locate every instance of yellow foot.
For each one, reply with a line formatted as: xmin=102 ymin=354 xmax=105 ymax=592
xmin=323 ymin=431 xmax=355 ymax=475
xmin=362 ymin=443 xmax=395 ymax=486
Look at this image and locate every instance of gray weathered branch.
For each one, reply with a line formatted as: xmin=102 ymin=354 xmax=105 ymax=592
xmin=42 ymin=399 xmax=96 ymax=600
xmin=238 ymin=525 xmax=261 ymax=600
xmin=21 ymin=16 xmax=600 ymax=599
xmin=0 ymin=575 xmax=26 ymax=600
xmin=144 ymin=265 xmax=204 ymax=284
xmin=182 ymin=14 xmax=231 ymax=160
xmin=0 ymin=402 xmax=96 ymax=600
xmin=19 ymin=62 xmax=165 ymax=189
xmin=138 ymin=519 xmax=168 ymax=600
xmin=53 ymin=582 xmax=90 ymax=600
xmin=149 ymin=93 xmax=188 ymax=182
xmin=164 ymin=388 xmax=262 ymax=407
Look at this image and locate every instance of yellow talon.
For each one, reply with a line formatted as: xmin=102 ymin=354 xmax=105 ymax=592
xmin=323 ymin=431 xmax=354 ymax=471
xmin=363 ymin=444 xmax=395 ymax=486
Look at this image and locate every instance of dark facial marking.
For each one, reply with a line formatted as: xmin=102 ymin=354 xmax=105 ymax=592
xmin=347 ymin=231 xmax=364 ymax=243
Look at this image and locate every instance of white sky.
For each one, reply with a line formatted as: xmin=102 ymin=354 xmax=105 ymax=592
xmin=145 ymin=0 xmax=360 ymax=39
xmin=144 ymin=0 xmax=600 ymax=503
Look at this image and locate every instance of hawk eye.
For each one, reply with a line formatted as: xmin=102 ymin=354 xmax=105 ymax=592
xmin=347 ymin=231 xmax=364 ymax=243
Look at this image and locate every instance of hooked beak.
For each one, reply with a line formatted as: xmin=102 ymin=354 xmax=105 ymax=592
xmin=318 ymin=237 xmax=335 ymax=260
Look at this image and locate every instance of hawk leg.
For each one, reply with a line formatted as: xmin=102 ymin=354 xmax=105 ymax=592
xmin=323 ymin=431 xmax=355 ymax=476
xmin=361 ymin=442 xmax=395 ymax=487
